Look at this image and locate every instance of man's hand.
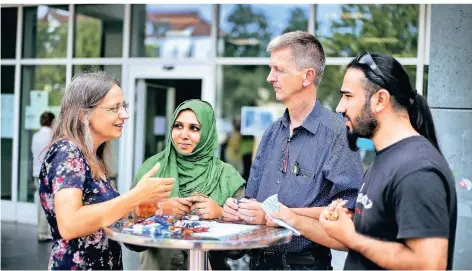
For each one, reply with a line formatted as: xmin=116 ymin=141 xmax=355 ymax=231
xmin=237 ymin=198 xmax=266 ymax=225
xmin=319 ymin=206 xmax=356 ymax=247
xmin=222 ymin=198 xmax=241 ymax=221
xmin=187 ymin=195 xmax=223 ymax=220
xmin=265 ymin=202 xmax=298 ymax=227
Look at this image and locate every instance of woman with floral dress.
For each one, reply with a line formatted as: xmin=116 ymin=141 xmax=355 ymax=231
xmin=39 ymin=71 xmax=174 ymax=270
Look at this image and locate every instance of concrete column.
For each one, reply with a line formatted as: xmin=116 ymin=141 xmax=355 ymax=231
xmin=429 ymin=5 xmax=472 ymax=269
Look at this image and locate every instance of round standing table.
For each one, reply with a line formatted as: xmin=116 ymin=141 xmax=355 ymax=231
xmin=104 ymin=219 xmax=292 ymax=271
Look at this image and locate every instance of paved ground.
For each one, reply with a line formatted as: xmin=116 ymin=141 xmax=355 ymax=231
xmin=1 ymin=221 xmax=347 ymax=270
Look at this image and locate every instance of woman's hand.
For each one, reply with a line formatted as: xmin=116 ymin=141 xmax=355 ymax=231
xmin=187 ymin=195 xmax=223 ymax=220
xmin=157 ymin=198 xmax=192 ymax=218
xmin=133 ymin=163 xmax=174 ymax=203
xmin=222 ymin=198 xmax=241 ymax=222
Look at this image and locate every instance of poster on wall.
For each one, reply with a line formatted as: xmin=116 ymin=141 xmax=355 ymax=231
xmin=30 ymin=90 xmax=48 ymax=111
xmin=154 ymin=116 xmax=166 ymax=136
xmin=241 ymin=106 xmax=277 ymax=137
xmin=25 ymin=91 xmax=49 ymax=130
xmin=1 ymin=94 xmax=14 ymax=138
xmin=24 ymin=106 xmax=41 ymax=130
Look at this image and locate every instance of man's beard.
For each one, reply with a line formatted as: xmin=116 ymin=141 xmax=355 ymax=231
xmin=345 ymin=102 xmax=378 ymax=151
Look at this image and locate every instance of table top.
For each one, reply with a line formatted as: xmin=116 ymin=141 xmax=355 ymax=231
xmin=104 ymin=219 xmax=293 ymax=251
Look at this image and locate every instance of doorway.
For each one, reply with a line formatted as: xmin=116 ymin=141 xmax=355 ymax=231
xmin=117 ymin=63 xmax=214 ymax=192
xmin=134 ymin=78 xmax=202 ymax=172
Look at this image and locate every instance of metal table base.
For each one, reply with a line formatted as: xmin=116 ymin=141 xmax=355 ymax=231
xmin=105 ymin=219 xmax=292 ymax=271
xmin=188 ymin=250 xmax=208 ymax=271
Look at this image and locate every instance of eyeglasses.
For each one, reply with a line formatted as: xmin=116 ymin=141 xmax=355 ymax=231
xmin=92 ymin=101 xmax=129 ymax=115
xmin=350 ymin=51 xmax=388 ymax=87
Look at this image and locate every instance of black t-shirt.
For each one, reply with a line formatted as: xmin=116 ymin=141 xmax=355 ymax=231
xmin=344 ymin=136 xmax=457 ymax=270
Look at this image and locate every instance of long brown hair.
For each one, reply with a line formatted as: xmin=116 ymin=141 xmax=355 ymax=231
xmin=50 ymin=71 xmax=120 ymax=179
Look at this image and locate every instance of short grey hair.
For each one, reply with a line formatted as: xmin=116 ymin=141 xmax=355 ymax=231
xmin=267 ymin=31 xmax=326 ymax=86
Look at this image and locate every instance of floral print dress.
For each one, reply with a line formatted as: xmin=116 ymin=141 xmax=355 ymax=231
xmin=39 ymin=139 xmax=123 ymax=270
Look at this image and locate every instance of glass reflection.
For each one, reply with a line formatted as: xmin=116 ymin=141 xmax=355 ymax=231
xmin=130 ymin=4 xmax=213 ymax=58
xmin=1 ymin=66 xmax=15 ymax=200
xmin=23 ymin=5 xmax=69 ymax=58
xmin=219 ymin=4 xmax=310 ymax=57
xmin=18 ymin=65 xmax=66 ymax=202
xmin=75 ymin=5 xmax=124 ymax=58
xmin=73 ymin=65 xmax=122 ymax=82
xmin=315 ymin=4 xmax=419 ymax=57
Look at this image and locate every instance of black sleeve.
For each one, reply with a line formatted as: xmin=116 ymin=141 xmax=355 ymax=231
xmin=393 ymin=170 xmax=449 ymax=240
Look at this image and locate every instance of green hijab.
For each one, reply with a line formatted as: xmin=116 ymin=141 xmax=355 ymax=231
xmin=134 ymin=99 xmax=245 ymax=206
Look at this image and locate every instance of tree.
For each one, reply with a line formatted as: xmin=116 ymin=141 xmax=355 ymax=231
xmin=74 ymin=15 xmax=102 ymax=58
xmin=32 ymin=8 xmax=103 ymax=106
xmin=318 ymin=4 xmax=419 ymax=57
xmin=222 ymin=4 xmax=271 ymax=57
xmin=316 ymin=4 xmax=419 ymax=110
xmin=283 ymin=7 xmax=309 ymax=33
xmin=222 ymin=66 xmax=272 ymax=117
xmin=35 ymin=12 xmax=67 ymax=58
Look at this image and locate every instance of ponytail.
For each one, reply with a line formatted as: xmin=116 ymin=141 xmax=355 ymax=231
xmin=408 ymin=92 xmax=442 ymax=154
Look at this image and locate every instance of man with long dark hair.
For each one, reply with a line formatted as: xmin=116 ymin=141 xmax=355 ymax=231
xmin=320 ymin=52 xmax=457 ymax=270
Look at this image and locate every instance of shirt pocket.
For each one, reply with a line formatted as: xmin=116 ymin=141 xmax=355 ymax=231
xmin=291 ymin=162 xmax=316 ymax=184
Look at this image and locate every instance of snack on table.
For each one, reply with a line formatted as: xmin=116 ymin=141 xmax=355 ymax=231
xmin=135 ymin=202 xmax=158 ymax=218
xmin=123 ymin=215 xmax=209 ymax=237
xmin=184 ymin=215 xmax=201 ymax=221
xmin=323 ymin=199 xmax=347 ymax=221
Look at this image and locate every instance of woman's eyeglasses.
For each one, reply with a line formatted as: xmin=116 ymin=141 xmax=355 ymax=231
xmin=91 ymin=101 xmax=129 ymax=115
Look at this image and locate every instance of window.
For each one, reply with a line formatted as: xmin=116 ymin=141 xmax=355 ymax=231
xmin=1 ymin=66 xmax=15 ymax=200
xmin=315 ymin=4 xmax=419 ymax=57
xmin=130 ymin=4 xmax=213 ymax=58
xmin=74 ymin=5 xmax=125 ymax=58
xmin=18 ymin=65 xmax=66 ymax=202
xmin=23 ymin=5 xmax=69 ymax=58
xmin=73 ymin=65 xmax=122 ymax=82
xmin=219 ymin=4 xmax=310 ymax=57
xmin=220 ymin=65 xmax=272 ymax=118
xmin=1 ymin=8 xmax=18 ymax=59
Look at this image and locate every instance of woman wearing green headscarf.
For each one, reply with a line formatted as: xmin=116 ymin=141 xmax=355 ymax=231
xmin=133 ymin=99 xmax=246 ymax=270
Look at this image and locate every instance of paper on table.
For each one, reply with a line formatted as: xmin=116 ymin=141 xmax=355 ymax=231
xmin=262 ymin=194 xmax=301 ymax=236
xmin=189 ymin=220 xmax=259 ymax=239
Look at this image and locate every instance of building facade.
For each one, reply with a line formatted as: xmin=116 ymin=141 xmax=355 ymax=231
xmin=5 ymin=5 xmax=470 ymax=268
xmin=0 ymin=2 xmax=431 ymax=222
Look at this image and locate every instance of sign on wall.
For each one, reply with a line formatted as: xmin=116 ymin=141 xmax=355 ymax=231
xmin=1 ymin=94 xmax=14 ymax=138
xmin=25 ymin=90 xmax=49 ymax=130
xmin=241 ymin=106 xmax=277 ymax=137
